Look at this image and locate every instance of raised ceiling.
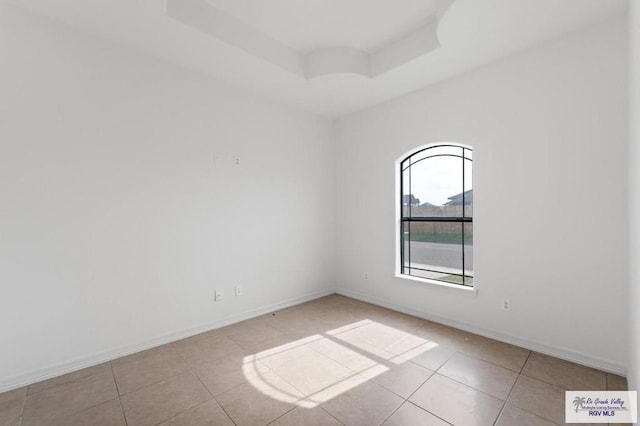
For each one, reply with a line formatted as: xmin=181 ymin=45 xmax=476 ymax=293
xmin=204 ymin=0 xmax=440 ymax=53
xmin=166 ymin=0 xmax=451 ymax=79
xmin=4 ymin=0 xmax=629 ymax=117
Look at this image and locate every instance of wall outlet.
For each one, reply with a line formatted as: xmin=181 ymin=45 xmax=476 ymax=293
xmin=364 ymin=273 xmax=369 ymax=280
xmin=234 ymin=156 xmax=240 ymax=166
xmin=235 ymin=285 xmax=243 ymax=296
xmin=501 ymin=298 xmax=511 ymax=311
xmin=215 ymin=289 xmax=223 ymax=302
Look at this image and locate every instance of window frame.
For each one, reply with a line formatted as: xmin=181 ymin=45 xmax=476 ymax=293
xmin=398 ymin=143 xmax=474 ymax=288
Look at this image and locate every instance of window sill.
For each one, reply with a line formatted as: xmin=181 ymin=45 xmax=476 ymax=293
xmin=394 ymin=274 xmax=478 ymax=296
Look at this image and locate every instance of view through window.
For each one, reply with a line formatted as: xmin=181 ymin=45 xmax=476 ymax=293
xmin=400 ymin=144 xmax=473 ymax=286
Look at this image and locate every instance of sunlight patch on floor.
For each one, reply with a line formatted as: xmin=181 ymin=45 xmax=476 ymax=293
xmin=241 ymin=319 xmax=441 ymax=407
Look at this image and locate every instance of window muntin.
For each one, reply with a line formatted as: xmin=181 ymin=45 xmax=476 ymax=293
xmin=400 ymin=144 xmax=473 ymax=286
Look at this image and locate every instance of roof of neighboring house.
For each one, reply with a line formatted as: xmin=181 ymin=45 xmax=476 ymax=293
xmin=445 ymin=189 xmax=473 ymax=206
xmin=402 ymin=194 xmax=420 ymax=205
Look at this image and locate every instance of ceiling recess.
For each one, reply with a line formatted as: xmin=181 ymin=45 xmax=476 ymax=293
xmin=165 ymin=0 xmax=454 ymax=79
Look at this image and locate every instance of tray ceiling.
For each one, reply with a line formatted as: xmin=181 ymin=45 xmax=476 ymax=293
xmin=3 ymin=0 xmax=629 ymax=117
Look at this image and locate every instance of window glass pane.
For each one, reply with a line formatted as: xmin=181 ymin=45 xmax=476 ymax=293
xmin=409 ymin=155 xmax=463 ymax=217
xmin=402 ymin=168 xmax=412 ymax=217
xmin=408 ymin=146 xmax=463 ymax=166
xmin=400 ymin=145 xmax=473 ymax=287
xmin=402 ymin=221 xmax=410 ymax=271
xmin=463 ymin=222 xmax=473 ymax=278
xmin=407 ymin=221 xmax=463 ymax=275
xmin=464 ymin=158 xmax=473 ymax=217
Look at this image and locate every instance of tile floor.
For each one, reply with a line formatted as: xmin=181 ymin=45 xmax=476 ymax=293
xmin=0 ymin=294 xmax=628 ymax=426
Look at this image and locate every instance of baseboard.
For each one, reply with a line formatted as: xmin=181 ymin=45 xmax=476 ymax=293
xmin=336 ymin=287 xmax=627 ymax=376
xmin=0 ymin=288 xmax=336 ymax=393
xmin=4 ymin=285 xmax=624 ymax=393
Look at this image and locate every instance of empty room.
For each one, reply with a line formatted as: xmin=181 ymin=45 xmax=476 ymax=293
xmin=1 ymin=0 xmax=639 ymax=425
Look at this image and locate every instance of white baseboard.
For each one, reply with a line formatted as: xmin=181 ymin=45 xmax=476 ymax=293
xmin=3 ymin=286 xmax=624 ymax=393
xmin=336 ymin=287 xmax=627 ymax=376
xmin=0 ymin=288 xmax=336 ymax=393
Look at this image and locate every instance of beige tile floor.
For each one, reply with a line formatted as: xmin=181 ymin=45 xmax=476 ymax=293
xmin=0 ymin=294 xmax=628 ymax=426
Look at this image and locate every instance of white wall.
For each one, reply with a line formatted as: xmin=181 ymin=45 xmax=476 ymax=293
xmin=335 ymin=18 xmax=629 ymax=373
xmin=628 ymin=0 xmax=640 ymax=395
xmin=0 ymin=2 xmax=632 ymax=393
xmin=0 ymin=6 xmax=334 ymax=391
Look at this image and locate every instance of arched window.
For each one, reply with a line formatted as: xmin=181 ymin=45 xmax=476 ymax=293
xmin=400 ymin=144 xmax=473 ymax=286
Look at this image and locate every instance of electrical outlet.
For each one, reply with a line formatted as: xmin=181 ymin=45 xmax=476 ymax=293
xmin=235 ymin=285 xmax=243 ymax=296
xmin=364 ymin=273 xmax=369 ymax=280
xmin=215 ymin=289 xmax=223 ymax=302
xmin=501 ymin=298 xmax=511 ymax=311
xmin=234 ymin=156 xmax=240 ymax=166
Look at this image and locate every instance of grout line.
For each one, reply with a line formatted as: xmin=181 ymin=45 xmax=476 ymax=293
xmin=401 ymin=347 xmax=457 ymax=415
xmin=517 ymin=371 xmax=568 ymax=390
xmin=116 ymin=371 xmax=189 ymax=399
xmin=111 ymin=350 xmax=192 ymax=398
xmin=376 ymin=398 xmax=405 ymax=426
xmin=171 ymin=345 xmax=237 ymax=425
xmin=404 ymin=368 xmax=436 ymax=402
xmin=492 ymin=350 xmax=532 ymax=425
xmin=265 ymin=353 xmax=351 ymax=400
xmin=401 ymin=349 xmax=521 ymax=424
xmin=511 ymin=371 xmax=579 ymax=425
xmin=236 ymin=357 xmax=308 ymax=405
xmin=153 ymin=400 xmax=211 ymax=426
xmin=430 ymin=347 xmax=457 ymax=375
xmin=496 ymin=354 xmax=563 ymax=425
xmin=265 ymin=405 xmax=298 ymax=425
xmin=378 ymin=404 xmax=402 ymax=425
xmin=109 ymin=361 xmax=129 ymax=426
xmin=517 ymin=354 xmax=608 ymax=391
xmin=396 ymin=400 xmax=454 ymax=426
xmin=395 ymin=349 xmax=497 ymax=426
xmin=24 ymin=364 xmax=108 ymax=397
xmin=517 ymin=367 xmax=601 ymax=395
xmin=18 ymin=368 xmax=124 ymax=423
xmin=447 ymin=347 xmax=527 ymax=373
xmin=18 ymin=388 xmax=27 ymax=426
xmin=256 ymin=334 xmax=376 ymax=425
xmin=426 ymin=370 xmax=509 ymax=401
xmin=319 ymin=405 xmax=346 ymax=426
xmin=386 ymin=321 xmax=528 ymax=374
xmin=243 ymin=357 xmax=316 ymax=425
